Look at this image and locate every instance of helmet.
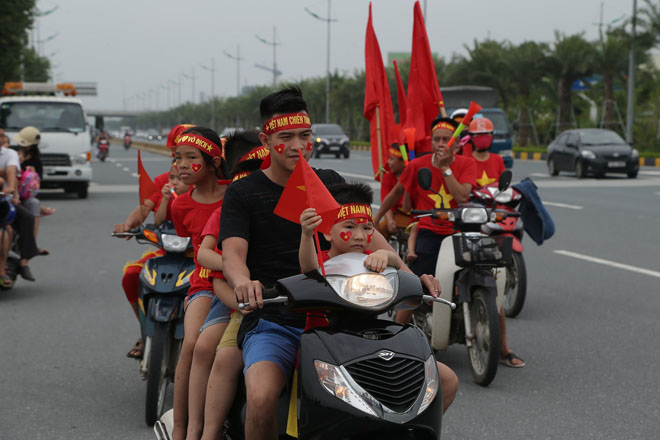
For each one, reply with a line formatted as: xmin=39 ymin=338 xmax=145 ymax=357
xmin=468 ymin=118 xmax=494 ymax=135
xmin=0 ymin=196 xmax=16 ymax=224
xmin=450 ymin=108 xmax=468 ymax=124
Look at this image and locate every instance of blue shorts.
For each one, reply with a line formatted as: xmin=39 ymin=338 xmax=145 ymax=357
xmin=186 ymin=290 xmax=215 ymax=311
xmin=200 ymin=296 xmax=231 ymax=332
xmin=242 ymin=319 xmax=304 ymax=380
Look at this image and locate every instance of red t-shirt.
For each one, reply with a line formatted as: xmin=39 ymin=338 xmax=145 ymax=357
xmin=201 ymin=207 xmax=225 ymax=281
xmin=149 ymin=192 xmax=175 ymax=221
xmin=380 ymin=171 xmax=404 ymax=212
xmin=399 ymin=154 xmax=477 ymax=235
xmin=472 ymin=153 xmax=505 ymax=187
xmin=148 ymin=171 xmax=170 ymax=206
xmin=172 ymin=190 xmax=224 ymax=295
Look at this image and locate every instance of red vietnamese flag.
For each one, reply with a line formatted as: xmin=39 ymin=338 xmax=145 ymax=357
xmin=407 ymin=0 xmax=445 ymax=155
xmin=137 ymin=150 xmax=159 ymax=205
xmin=393 ymin=60 xmax=408 ymax=128
xmin=364 ymin=3 xmax=395 ymax=181
xmin=273 ymin=151 xmax=340 ymax=235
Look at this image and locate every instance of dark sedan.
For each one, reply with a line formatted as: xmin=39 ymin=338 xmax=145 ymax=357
xmin=546 ymin=129 xmax=639 ymax=178
xmin=311 ymin=124 xmax=350 ymax=158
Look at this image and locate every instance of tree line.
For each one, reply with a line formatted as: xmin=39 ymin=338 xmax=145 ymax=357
xmin=133 ymin=2 xmax=660 ymax=152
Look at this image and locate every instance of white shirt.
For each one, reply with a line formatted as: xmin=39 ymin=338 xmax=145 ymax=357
xmin=0 ymin=147 xmax=20 ymax=172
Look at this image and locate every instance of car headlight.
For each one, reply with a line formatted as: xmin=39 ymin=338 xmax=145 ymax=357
xmin=316 ymin=137 xmax=322 ymax=143
xmin=632 ymin=149 xmax=639 ymax=158
xmin=418 ymin=355 xmax=439 ymax=414
xmin=499 ymin=149 xmax=513 ymax=157
xmin=494 ymin=189 xmax=512 ymax=203
xmin=71 ymin=153 xmax=89 ymax=165
xmin=325 ymin=273 xmax=397 ymax=310
xmin=314 ymin=360 xmax=378 ymax=417
xmin=161 ymin=234 xmax=190 ymax=252
xmin=580 ymin=150 xmax=596 ymax=159
xmin=460 ymin=207 xmax=488 ymax=224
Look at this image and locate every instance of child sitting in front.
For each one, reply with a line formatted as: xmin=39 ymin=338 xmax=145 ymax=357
xmin=299 ymin=182 xmax=400 ymax=273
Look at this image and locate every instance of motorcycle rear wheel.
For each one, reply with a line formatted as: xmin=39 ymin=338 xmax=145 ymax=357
xmin=503 ymin=252 xmax=527 ymax=318
xmin=467 ymin=289 xmax=500 ymax=386
xmin=145 ymin=322 xmax=171 ymax=426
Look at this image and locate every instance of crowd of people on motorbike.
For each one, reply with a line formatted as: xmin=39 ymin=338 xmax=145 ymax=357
xmin=111 ymin=86 xmax=529 ymax=439
xmin=0 ymin=126 xmax=55 ymax=288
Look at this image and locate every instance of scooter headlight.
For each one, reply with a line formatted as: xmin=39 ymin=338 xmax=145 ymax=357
xmin=326 ymin=273 xmax=397 ymax=310
xmin=460 ymin=207 xmax=488 ymax=224
xmin=418 ymin=355 xmax=439 ymax=414
xmin=161 ymin=234 xmax=190 ymax=252
xmin=314 ymin=360 xmax=378 ymax=417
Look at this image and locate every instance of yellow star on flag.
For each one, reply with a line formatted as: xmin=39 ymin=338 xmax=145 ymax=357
xmin=427 ymin=185 xmax=453 ymax=208
xmin=476 ymin=170 xmax=497 ymax=187
xmin=297 ymin=185 xmax=306 ymax=192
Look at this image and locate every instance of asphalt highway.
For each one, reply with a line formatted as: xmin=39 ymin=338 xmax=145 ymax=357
xmin=1 ymin=144 xmax=658 ymax=439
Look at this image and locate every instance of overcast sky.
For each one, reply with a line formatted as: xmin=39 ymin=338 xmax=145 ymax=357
xmin=36 ymin=0 xmax=634 ymax=112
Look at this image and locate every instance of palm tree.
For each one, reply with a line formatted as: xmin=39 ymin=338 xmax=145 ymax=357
xmin=547 ymin=32 xmax=596 ymax=134
xmin=593 ymin=27 xmax=630 ymax=130
xmin=505 ymin=41 xmax=550 ymax=146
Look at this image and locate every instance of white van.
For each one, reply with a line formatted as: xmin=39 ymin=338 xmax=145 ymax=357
xmin=0 ymin=83 xmax=92 ymax=198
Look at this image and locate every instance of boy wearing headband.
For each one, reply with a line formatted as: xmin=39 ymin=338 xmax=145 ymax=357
xmin=299 ymin=182 xmax=400 ymax=273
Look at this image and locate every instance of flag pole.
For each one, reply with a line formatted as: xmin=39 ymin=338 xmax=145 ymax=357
xmin=375 ymin=105 xmax=384 ymax=179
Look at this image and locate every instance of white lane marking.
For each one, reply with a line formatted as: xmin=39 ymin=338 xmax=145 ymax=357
xmin=639 ymin=170 xmax=660 ymax=176
xmin=554 ymin=250 xmax=660 ymax=279
xmin=531 ymin=173 xmax=550 ymax=177
xmin=535 ymin=178 xmax=660 ymax=189
xmin=131 ymin=173 xmax=138 ymax=178
xmin=123 ymin=167 xmax=130 ymax=172
xmin=115 ymin=163 xmax=122 ymax=167
xmin=655 ymin=192 xmax=660 ymax=196
xmin=338 ymin=171 xmax=375 ymax=180
xmin=544 ymin=201 xmax=583 ymax=210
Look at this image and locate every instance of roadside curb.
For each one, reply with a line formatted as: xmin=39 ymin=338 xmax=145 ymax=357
xmin=512 ymin=151 xmax=660 ymax=167
xmin=112 ymin=139 xmax=170 ymax=156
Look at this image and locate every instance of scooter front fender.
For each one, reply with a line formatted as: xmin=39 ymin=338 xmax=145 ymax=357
xmin=431 ymin=235 xmax=460 ymax=351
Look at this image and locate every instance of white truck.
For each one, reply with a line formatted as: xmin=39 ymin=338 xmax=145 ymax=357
xmin=0 ymin=82 xmax=93 ymax=198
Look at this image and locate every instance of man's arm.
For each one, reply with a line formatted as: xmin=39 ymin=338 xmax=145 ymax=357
xmin=442 ymin=172 xmax=472 ymax=204
xmin=4 ymin=165 xmax=17 ymax=196
xmin=374 ymin=182 xmax=405 ymax=224
xmin=222 ymin=236 xmax=263 ymax=309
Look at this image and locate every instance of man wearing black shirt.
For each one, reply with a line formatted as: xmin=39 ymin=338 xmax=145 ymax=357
xmin=220 ymin=87 xmax=448 ymax=439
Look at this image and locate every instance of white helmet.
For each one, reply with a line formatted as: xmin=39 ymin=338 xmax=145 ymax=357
xmin=450 ymin=108 xmax=468 ymax=123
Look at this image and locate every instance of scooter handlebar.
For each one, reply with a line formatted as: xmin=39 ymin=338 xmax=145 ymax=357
xmin=237 ymin=287 xmax=287 ymax=310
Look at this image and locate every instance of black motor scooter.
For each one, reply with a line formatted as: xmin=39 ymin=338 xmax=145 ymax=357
xmin=113 ymin=222 xmax=194 ymax=426
xmin=225 ymin=253 xmax=454 ymax=440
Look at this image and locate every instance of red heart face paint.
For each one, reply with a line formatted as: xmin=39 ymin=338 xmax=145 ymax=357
xmin=274 ymin=144 xmax=285 ymax=154
xmin=306 ymin=142 xmax=313 ymax=151
xmin=191 ymin=163 xmax=202 ymax=173
xmin=367 ymin=233 xmax=373 ymax=244
xmin=340 ymin=231 xmax=352 ymax=242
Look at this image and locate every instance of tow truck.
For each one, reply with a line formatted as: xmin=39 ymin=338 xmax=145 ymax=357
xmin=0 ymin=82 xmax=94 ymax=198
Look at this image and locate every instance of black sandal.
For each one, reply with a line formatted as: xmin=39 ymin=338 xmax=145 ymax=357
xmin=500 ymin=352 xmax=525 ymax=368
xmin=126 ymin=339 xmax=144 ymax=359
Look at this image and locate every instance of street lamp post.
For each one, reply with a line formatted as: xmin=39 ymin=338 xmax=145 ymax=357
xmin=223 ymin=45 xmax=244 ymax=96
xmin=256 ymin=27 xmax=281 ymax=88
xmin=305 ymin=1 xmax=337 ymax=123
xmin=200 ymin=58 xmax=216 ymax=129
xmin=182 ymin=68 xmax=196 ymax=104
xmin=626 ymin=0 xmax=638 ymax=144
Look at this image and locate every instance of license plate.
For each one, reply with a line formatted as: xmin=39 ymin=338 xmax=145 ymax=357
xmin=608 ymin=161 xmax=625 ymax=168
xmin=44 ymin=166 xmax=55 ymax=175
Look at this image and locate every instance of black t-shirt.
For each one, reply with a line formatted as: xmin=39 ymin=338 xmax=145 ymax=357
xmin=219 ymin=168 xmax=344 ymax=329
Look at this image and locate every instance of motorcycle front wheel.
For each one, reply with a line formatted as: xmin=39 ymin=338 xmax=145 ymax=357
xmin=467 ymin=289 xmax=500 ymax=386
xmin=145 ymin=322 xmax=172 ymax=426
xmin=503 ymin=252 xmax=527 ymax=318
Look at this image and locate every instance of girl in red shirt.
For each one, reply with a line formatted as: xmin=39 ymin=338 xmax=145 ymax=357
xmin=170 ymin=127 xmax=230 ymax=440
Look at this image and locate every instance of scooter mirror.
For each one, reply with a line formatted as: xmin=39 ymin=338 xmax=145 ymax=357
xmin=418 ymin=168 xmax=433 ymax=191
xmin=498 ymin=170 xmax=512 ymax=191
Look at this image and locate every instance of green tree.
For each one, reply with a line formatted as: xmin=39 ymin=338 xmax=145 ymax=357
xmin=0 ymin=0 xmax=36 ymax=84
xmin=21 ymin=47 xmax=51 ymax=82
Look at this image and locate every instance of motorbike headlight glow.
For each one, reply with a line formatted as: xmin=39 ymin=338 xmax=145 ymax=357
xmin=326 ymin=273 xmax=397 ymax=310
xmin=316 ymin=137 xmax=322 ymax=143
xmin=314 ymin=360 xmax=378 ymax=417
xmin=460 ymin=207 xmax=488 ymax=224
xmin=494 ymin=189 xmax=513 ymax=203
xmin=161 ymin=234 xmax=190 ymax=252
xmin=418 ymin=355 xmax=439 ymax=414
xmin=580 ymin=149 xmax=596 ymax=160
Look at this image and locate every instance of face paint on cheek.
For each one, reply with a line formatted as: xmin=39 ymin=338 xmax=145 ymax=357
xmin=367 ymin=233 xmax=373 ymax=244
xmin=274 ymin=144 xmax=285 ymax=154
xmin=191 ymin=163 xmax=202 ymax=173
xmin=306 ymin=142 xmax=313 ymax=151
xmin=340 ymin=231 xmax=352 ymax=242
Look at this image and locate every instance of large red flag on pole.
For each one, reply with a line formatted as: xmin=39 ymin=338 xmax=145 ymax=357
xmin=364 ymin=2 xmax=395 ymax=181
xmin=407 ymin=0 xmax=446 ymax=155
xmin=137 ymin=150 xmax=158 ymax=205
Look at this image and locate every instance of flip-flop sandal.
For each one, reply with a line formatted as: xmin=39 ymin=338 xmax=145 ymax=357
xmin=41 ymin=207 xmax=56 ymax=216
xmin=38 ymin=249 xmax=50 ymax=256
xmin=126 ymin=339 xmax=144 ymax=359
xmin=0 ymin=274 xmax=13 ymax=288
xmin=500 ymin=352 xmax=526 ymax=368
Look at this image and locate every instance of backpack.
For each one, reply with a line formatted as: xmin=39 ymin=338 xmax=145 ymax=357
xmin=19 ymin=169 xmax=40 ymax=200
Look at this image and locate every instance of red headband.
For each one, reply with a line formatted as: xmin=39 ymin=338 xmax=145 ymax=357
xmin=232 ymin=171 xmax=250 ymax=182
xmin=175 ymin=133 xmax=222 ymax=158
xmin=239 ymin=145 xmax=270 ymax=163
xmin=336 ymin=203 xmax=374 ymax=224
xmin=167 ymin=124 xmax=196 ymax=148
xmin=388 ymin=147 xmax=403 ymax=159
xmin=263 ymin=112 xmax=311 ymax=135
xmin=431 ymin=121 xmax=456 ymax=133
